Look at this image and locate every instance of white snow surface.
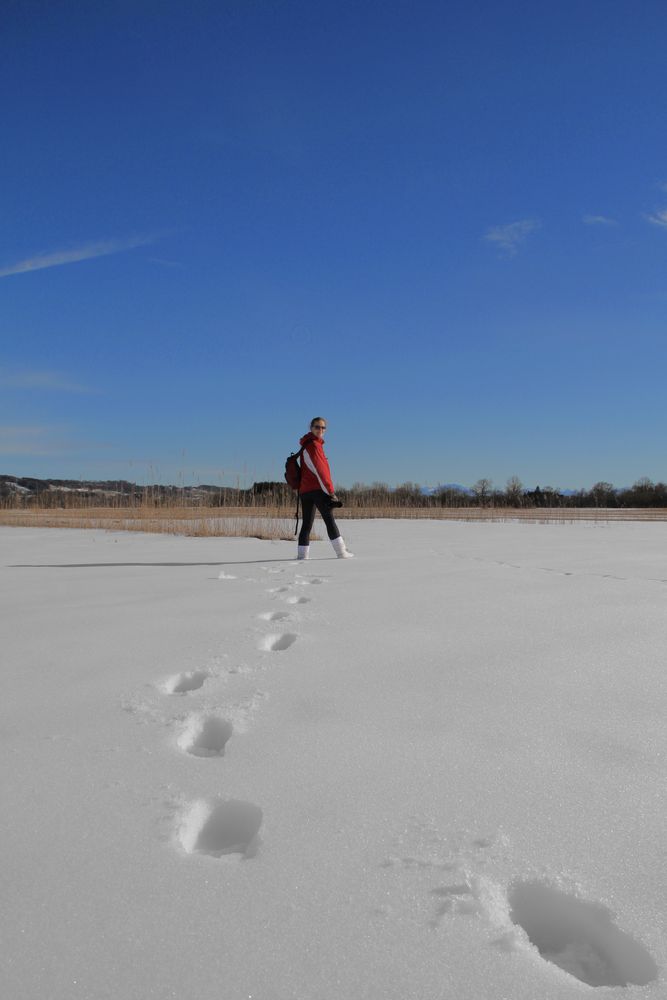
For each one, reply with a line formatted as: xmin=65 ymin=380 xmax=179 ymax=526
xmin=2 ymin=519 xmax=667 ymax=1000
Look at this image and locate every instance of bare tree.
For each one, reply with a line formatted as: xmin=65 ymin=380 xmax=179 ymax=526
xmin=542 ymin=486 xmax=561 ymax=506
xmin=505 ymin=475 xmax=523 ymax=507
xmin=472 ymin=478 xmax=493 ymax=506
xmin=590 ymin=482 xmax=615 ymax=507
xmin=626 ymin=478 xmax=656 ymax=507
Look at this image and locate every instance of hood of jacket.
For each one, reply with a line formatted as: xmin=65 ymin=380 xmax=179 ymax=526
xmin=299 ymin=431 xmax=324 ymax=447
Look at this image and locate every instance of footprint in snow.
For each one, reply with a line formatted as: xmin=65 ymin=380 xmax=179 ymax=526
xmin=162 ymin=670 xmax=212 ymax=694
xmin=508 ymin=881 xmax=657 ymax=988
xmin=268 ymin=586 xmax=291 ymax=594
xmin=285 ymin=595 xmax=310 ymax=604
xmin=179 ymin=797 xmax=262 ymax=858
xmin=431 ymin=883 xmax=479 ymax=920
xmin=177 ymin=714 xmax=233 ymax=757
xmin=259 ymin=633 xmax=298 ymax=652
xmin=258 ymin=610 xmax=291 ymax=622
xmin=295 ymin=576 xmax=327 ymax=586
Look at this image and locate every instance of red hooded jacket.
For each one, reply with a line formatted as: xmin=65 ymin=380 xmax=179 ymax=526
xmin=298 ymin=432 xmax=335 ymax=495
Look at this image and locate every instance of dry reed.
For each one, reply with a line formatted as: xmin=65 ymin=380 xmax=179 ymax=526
xmin=0 ymin=506 xmax=300 ymax=540
xmin=1 ymin=504 xmax=666 ymax=539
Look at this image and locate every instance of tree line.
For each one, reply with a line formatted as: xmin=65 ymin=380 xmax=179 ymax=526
xmin=3 ymin=474 xmax=667 ymax=510
xmin=252 ymin=476 xmax=667 ymax=509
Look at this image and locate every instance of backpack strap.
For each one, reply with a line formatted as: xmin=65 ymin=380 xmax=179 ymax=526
xmin=293 ymin=446 xmax=304 ymax=536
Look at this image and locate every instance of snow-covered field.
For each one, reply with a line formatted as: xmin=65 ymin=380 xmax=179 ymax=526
xmin=3 ymin=519 xmax=667 ymax=1000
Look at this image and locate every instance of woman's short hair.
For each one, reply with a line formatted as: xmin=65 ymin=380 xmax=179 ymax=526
xmin=310 ymin=416 xmax=326 ymax=428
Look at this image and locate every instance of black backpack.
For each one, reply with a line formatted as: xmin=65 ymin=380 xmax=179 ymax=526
xmin=284 ymin=447 xmax=304 ymax=491
xmin=284 ymin=446 xmax=304 ymax=535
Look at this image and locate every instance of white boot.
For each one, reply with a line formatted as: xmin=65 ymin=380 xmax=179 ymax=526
xmin=331 ymin=536 xmax=354 ymax=559
xmin=297 ymin=545 xmax=310 ymax=560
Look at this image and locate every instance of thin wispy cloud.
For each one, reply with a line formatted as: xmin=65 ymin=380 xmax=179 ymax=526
xmin=646 ymin=208 xmax=667 ymax=228
xmin=483 ymin=218 xmax=540 ymax=256
xmin=0 ymin=367 xmax=93 ymax=393
xmin=0 ymin=424 xmax=109 ymax=457
xmin=0 ymin=234 xmax=158 ymax=278
xmin=583 ymin=214 xmax=618 ymax=226
xmin=148 ymin=257 xmax=184 ymax=269
xmin=0 ymin=425 xmax=64 ymax=456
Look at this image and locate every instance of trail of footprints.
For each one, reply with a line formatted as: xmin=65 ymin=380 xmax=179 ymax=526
xmin=126 ymin=560 xmax=659 ymax=989
xmin=127 ymin=564 xmax=325 ymax=859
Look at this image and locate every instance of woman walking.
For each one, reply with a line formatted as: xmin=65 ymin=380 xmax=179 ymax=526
xmin=297 ymin=417 xmax=354 ymax=560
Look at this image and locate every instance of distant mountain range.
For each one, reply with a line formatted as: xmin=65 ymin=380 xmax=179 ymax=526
xmin=421 ymin=483 xmax=473 ymax=495
xmin=1 ymin=474 xmax=596 ymax=503
xmin=420 ymin=483 xmax=584 ymax=497
xmin=0 ymin=474 xmax=237 ymax=502
xmin=2 ymin=476 xmax=538 ymax=501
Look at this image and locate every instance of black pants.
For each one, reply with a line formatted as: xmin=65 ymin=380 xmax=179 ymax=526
xmin=298 ymin=490 xmax=341 ymax=545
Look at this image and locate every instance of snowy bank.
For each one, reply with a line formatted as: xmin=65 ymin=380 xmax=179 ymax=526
xmin=2 ymin=520 xmax=666 ymax=999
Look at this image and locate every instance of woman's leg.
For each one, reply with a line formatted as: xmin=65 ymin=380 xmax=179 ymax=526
xmin=313 ymin=491 xmax=341 ymax=540
xmin=298 ymin=492 xmax=317 ymax=546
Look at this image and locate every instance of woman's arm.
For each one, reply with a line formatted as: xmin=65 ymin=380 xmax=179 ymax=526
xmin=303 ymin=442 xmax=335 ymax=494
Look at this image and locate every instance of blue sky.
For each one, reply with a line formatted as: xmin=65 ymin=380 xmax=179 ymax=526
xmin=2 ymin=0 xmax=667 ymax=490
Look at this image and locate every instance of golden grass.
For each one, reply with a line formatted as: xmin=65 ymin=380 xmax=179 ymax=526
xmin=1 ymin=504 xmax=667 ymax=538
xmin=0 ymin=506 xmax=300 ymax=539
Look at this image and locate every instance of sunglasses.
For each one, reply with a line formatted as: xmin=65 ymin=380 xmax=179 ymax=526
xmin=313 ymin=424 xmax=326 ymax=430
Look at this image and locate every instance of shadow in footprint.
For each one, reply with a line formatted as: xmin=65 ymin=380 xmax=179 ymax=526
xmin=163 ymin=670 xmax=211 ymax=694
xmin=180 ymin=798 xmax=262 ymax=858
xmin=178 ymin=715 xmax=233 ymax=757
xmin=509 ymin=881 xmax=658 ymax=987
xmin=259 ymin=633 xmax=298 ymax=652
xmin=258 ymin=611 xmax=291 ymax=622
xmin=285 ymin=595 xmax=310 ymax=605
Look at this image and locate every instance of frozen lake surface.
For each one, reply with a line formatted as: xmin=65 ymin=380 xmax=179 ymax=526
xmin=2 ymin=519 xmax=666 ymax=999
